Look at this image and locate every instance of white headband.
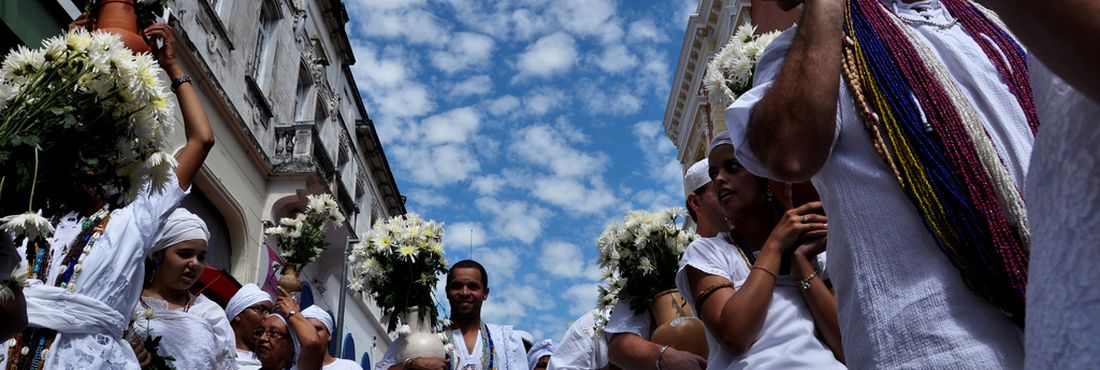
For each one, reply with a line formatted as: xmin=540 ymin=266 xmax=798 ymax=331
xmin=225 ymin=283 xmax=273 ymax=322
xmin=153 ymin=208 xmax=209 ymax=252
xmin=301 ymin=305 xmax=333 ymax=334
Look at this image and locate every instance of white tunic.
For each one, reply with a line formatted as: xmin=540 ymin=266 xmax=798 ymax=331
xmin=1024 ymin=58 xmax=1100 ymax=369
xmin=1 ymin=174 xmax=187 ymax=369
xmin=674 ymin=234 xmax=842 ymax=370
xmin=724 ymin=1 xmax=1028 ymax=368
xmin=547 ymin=310 xmax=608 ymax=370
xmin=237 ymin=349 xmax=263 ymax=369
xmin=376 ymin=323 xmax=527 ymax=370
xmin=324 ymin=358 xmax=364 ymax=370
xmin=131 ymin=294 xmax=238 ymax=370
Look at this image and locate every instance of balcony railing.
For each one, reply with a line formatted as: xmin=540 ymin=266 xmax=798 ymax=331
xmin=273 ymin=121 xmax=337 ymax=182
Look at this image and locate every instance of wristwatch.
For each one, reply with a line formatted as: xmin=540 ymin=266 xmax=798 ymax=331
xmin=171 ymin=75 xmax=192 ymax=91
xmin=286 ymin=309 xmax=298 ymax=317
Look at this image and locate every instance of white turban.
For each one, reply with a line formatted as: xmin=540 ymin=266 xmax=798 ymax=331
xmin=226 ymin=283 xmax=273 ymax=322
xmin=708 ymin=130 xmax=733 ymax=153
xmin=517 ymin=330 xmax=534 ymax=348
xmin=301 ymin=305 xmax=333 ymax=334
xmin=153 ymin=208 xmax=210 ymax=252
xmin=527 ymin=339 xmax=555 ymax=370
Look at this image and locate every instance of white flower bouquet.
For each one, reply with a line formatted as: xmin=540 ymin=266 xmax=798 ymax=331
xmin=0 ymin=29 xmax=175 ymax=241
xmin=594 ymin=208 xmax=696 ymax=331
xmin=704 ymin=23 xmax=782 ymax=128
xmin=349 ymin=213 xmax=447 ymax=332
xmin=265 ymin=193 xmax=345 ymax=266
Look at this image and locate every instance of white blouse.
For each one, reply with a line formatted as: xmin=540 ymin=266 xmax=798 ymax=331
xmin=131 ymin=294 xmax=238 ymax=370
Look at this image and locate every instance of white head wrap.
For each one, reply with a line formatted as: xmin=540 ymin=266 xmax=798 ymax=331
xmin=527 ymin=339 xmax=555 ymax=370
xmin=153 ymin=208 xmax=210 ymax=252
xmin=301 ymin=305 xmax=333 ymax=334
xmin=516 ymin=330 xmax=534 ymax=348
xmin=266 ymin=314 xmax=301 ymax=366
xmin=708 ymin=130 xmax=733 ymax=154
xmin=226 ymin=283 xmax=273 ymax=322
xmin=684 ymin=159 xmax=711 ymax=196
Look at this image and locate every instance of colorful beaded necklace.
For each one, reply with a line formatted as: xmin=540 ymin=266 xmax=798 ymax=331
xmin=7 ymin=207 xmax=112 ymax=370
xmin=841 ymin=0 xmax=1033 ymax=325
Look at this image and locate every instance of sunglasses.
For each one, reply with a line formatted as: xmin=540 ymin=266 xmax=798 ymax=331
xmin=253 ymin=327 xmax=290 ymax=341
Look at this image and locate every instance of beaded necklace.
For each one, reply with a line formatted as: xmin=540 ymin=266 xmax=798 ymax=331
xmin=6 ymin=207 xmax=112 ymax=369
xmin=841 ymin=0 xmax=1032 ymax=325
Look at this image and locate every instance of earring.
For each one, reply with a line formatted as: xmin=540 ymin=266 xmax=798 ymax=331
xmin=766 ymin=186 xmax=775 ymax=204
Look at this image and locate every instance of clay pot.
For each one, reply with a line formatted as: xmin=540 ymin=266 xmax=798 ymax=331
xmin=396 ymin=307 xmax=446 ymax=362
xmin=649 ymin=289 xmax=709 ymax=358
xmin=278 ymin=264 xmax=303 ymax=293
xmin=95 ymin=0 xmax=150 ymax=53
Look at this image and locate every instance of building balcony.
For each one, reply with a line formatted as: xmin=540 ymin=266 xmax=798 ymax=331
xmin=273 ymin=121 xmax=337 ymax=182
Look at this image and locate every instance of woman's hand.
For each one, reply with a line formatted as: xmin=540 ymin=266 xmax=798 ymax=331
xmin=273 ymin=286 xmax=301 ymax=317
xmin=68 ymin=13 xmax=91 ymax=31
xmin=142 ymin=23 xmax=182 ymax=78
xmin=764 ymin=201 xmax=828 ymax=254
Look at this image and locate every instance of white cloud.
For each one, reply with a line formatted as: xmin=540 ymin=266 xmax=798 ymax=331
xmin=469 ymin=174 xmax=508 ymax=196
xmin=443 ymin=221 xmax=489 ymax=252
xmin=593 ymin=44 xmax=639 ymax=74
xmin=484 ymin=95 xmax=521 ymax=117
xmin=406 ymin=189 xmax=449 ymax=208
xmin=511 ymin=125 xmax=608 ymax=178
xmin=430 ymin=32 xmax=495 ymax=73
xmin=577 ymin=82 xmax=643 ymax=116
xmin=524 ymin=89 xmax=567 ymax=116
xmin=482 ymin=284 xmax=548 ymax=325
xmin=516 ymin=33 xmax=578 ymax=78
xmin=564 ymin=283 xmax=601 ymax=317
xmin=539 ymin=241 xmax=586 ymax=278
xmin=476 ymin=197 xmax=551 ymax=244
xmin=532 ymin=177 xmax=617 ymax=215
xmin=479 ymin=247 xmax=520 ymax=281
xmin=548 ymin=0 xmax=623 ymax=43
xmin=449 ymin=75 xmax=494 ymax=98
xmin=422 ymin=107 xmax=481 ymax=144
xmin=627 ymin=19 xmax=668 ymax=44
xmin=350 ymin=43 xmax=435 ymax=119
xmin=629 ymin=121 xmax=684 ymax=210
xmin=347 ymin=1 xmax=449 ymax=45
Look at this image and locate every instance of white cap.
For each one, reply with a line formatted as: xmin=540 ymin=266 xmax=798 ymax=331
xmin=708 ymin=130 xmax=732 ymax=153
xmin=684 ymin=159 xmax=711 ymax=196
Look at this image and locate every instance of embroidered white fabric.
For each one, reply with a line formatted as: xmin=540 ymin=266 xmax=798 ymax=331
xmin=724 ymin=1 xmax=1028 ymax=368
xmin=1024 ymin=58 xmax=1100 ymax=369
xmin=131 ymin=294 xmax=238 ymax=370
xmin=375 ymin=322 xmax=527 ymax=370
xmin=1 ymin=173 xmax=188 ymax=369
xmin=547 ymin=310 xmax=608 ymax=370
xmin=674 ymin=234 xmax=841 ymax=370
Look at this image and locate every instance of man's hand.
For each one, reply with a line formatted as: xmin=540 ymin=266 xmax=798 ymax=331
xmin=407 ymin=357 xmax=449 ymax=370
xmin=660 ymin=348 xmax=707 ymax=370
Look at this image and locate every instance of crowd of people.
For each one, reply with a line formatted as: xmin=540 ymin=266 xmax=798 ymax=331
xmin=1 ymin=0 xmax=1098 ymax=368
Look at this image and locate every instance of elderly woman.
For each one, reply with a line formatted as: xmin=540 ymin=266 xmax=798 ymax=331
xmin=127 ymin=208 xmax=236 ymax=369
xmin=252 ymin=287 xmax=326 ymax=370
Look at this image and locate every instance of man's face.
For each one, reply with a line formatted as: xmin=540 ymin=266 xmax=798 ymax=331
xmin=307 ymin=318 xmax=332 ymax=345
xmin=446 ymin=268 xmax=488 ymax=318
xmin=235 ymin=300 xmax=274 ymax=346
xmin=695 ymin=181 xmax=727 ymax=227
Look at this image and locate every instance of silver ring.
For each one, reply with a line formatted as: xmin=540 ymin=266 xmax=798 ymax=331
xmin=801 ymin=216 xmax=809 ymax=224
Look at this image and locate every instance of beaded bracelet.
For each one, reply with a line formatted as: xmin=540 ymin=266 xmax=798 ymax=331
xmin=694 ymin=282 xmax=733 ymax=312
xmin=751 ymin=266 xmax=778 ymax=280
xmin=799 ymin=271 xmax=819 ymax=291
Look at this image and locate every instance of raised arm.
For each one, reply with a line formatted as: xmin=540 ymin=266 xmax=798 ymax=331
xmin=274 ymin=287 xmax=326 ymax=370
xmin=986 ymin=0 xmax=1100 ymax=104
xmin=144 ymin=23 xmax=214 ymax=190
xmin=746 ymin=0 xmax=845 ymax=182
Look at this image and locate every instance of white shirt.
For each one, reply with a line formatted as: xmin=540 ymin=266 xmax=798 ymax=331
xmin=674 ymin=234 xmax=842 ymax=370
xmin=603 ymin=299 xmax=650 ymax=341
xmin=548 ymin=310 xmax=608 ymax=370
xmin=2 ymin=175 xmax=188 ymax=369
xmin=725 ymin=1 xmax=1027 ymax=368
xmin=237 ymin=349 xmax=263 ymax=368
xmin=325 ymin=358 xmax=365 ymax=370
xmin=376 ymin=322 xmax=526 ymax=370
xmin=131 ymin=294 xmax=238 ymax=370
xmin=1024 ymin=58 xmax=1100 ymax=369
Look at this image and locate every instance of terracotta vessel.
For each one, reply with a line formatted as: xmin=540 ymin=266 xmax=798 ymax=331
xmin=396 ymin=307 xmax=446 ymax=362
xmin=278 ymin=264 xmax=303 ymax=293
xmin=649 ymin=289 xmax=709 ymax=358
xmin=95 ymin=0 xmax=150 ymax=53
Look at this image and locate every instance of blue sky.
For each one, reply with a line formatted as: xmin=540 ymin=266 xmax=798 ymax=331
xmin=345 ymin=0 xmax=697 ymax=341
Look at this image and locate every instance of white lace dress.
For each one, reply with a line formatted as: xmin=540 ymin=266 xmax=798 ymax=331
xmin=131 ymin=294 xmax=238 ymax=370
xmin=1 ymin=174 xmax=187 ymax=369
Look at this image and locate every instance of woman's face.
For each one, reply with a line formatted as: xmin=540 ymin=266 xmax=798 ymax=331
xmin=152 ymin=239 xmax=207 ymax=291
xmin=709 ymin=145 xmax=769 ymax=226
xmin=255 ymin=316 xmax=294 ymax=369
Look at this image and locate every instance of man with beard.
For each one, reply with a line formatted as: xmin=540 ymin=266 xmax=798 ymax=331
xmin=378 ymin=260 xmax=527 ymax=370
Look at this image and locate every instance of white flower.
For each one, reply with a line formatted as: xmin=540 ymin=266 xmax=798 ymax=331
xmin=66 ymin=29 xmax=92 ymax=53
xmin=396 ymin=324 xmax=412 ymax=335
xmin=0 ymin=212 xmax=55 ymax=240
xmin=265 ymin=226 xmax=287 ymax=236
xmin=0 ymin=46 xmax=46 ymax=79
xmin=143 ymin=308 xmax=155 ymax=320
